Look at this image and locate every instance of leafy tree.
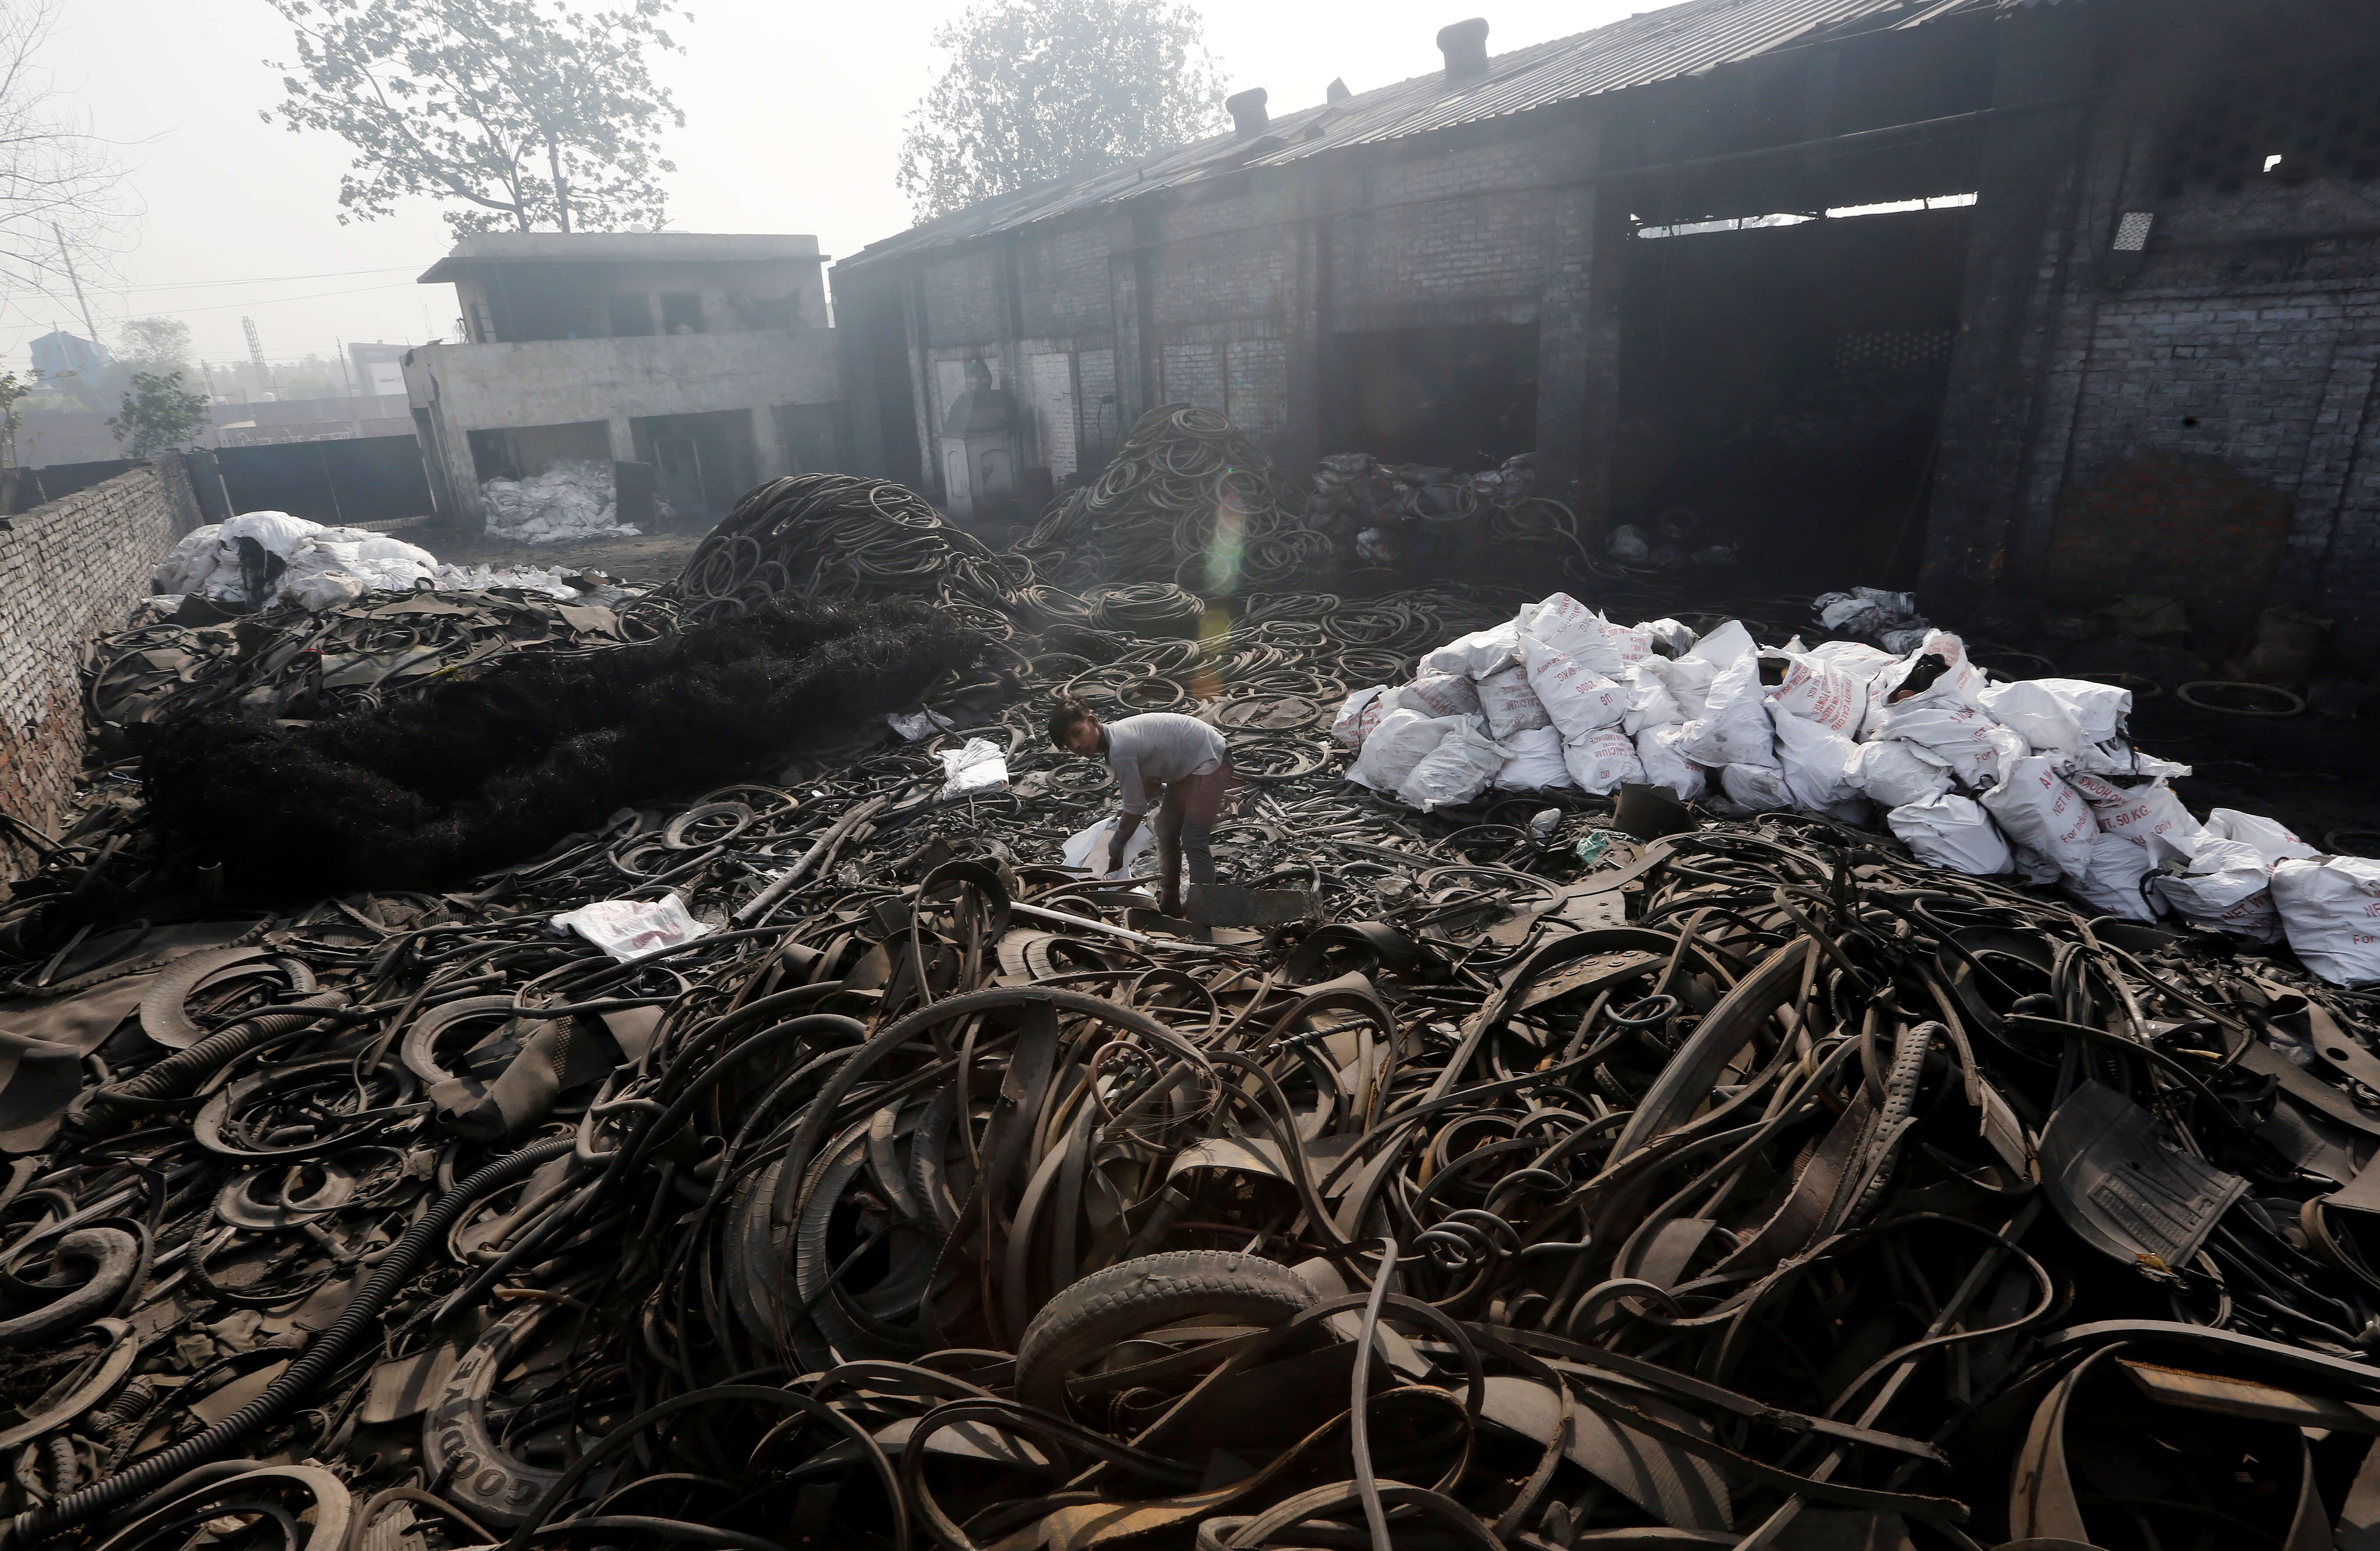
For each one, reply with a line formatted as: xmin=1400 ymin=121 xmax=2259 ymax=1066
xmin=116 ymin=316 xmax=194 ymax=375
xmin=282 ymin=354 xmax=344 ymax=399
xmin=0 ymin=371 xmax=30 ymax=467
xmin=898 ymin=0 xmax=1226 ymax=221
xmin=263 ymin=0 xmax=687 ymax=235
xmin=24 ymin=381 xmax=91 ymax=415
xmin=107 ymin=370 xmax=210 ymax=459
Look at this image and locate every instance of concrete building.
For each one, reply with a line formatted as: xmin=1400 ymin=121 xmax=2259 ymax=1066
xmin=404 ymin=232 xmax=841 ymax=524
xmin=833 ymin=0 xmax=2380 ymax=662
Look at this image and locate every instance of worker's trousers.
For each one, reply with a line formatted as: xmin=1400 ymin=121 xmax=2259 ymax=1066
xmin=1153 ymin=757 xmax=1233 ymax=911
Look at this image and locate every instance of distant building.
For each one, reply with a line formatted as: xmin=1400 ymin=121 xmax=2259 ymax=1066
xmin=29 ymin=330 xmax=110 ymax=382
xmin=402 ymin=231 xmax=841 ymax=523
xmin=348 ymin=341 xmax=409 ymax=399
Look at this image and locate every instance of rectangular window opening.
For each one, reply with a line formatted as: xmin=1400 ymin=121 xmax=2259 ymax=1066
xmin=1635 ymin=192 xmax=1976 ymax=240
xmin=1637 ymin=212 xmax=1814 ymax=240
xmin=660 ymin=293 xmax=704 ymax=335
xmin=1824 ymin=192 xmax=1978 ymax=219
xmin=608 ymin=295 xmax=654 ymax=337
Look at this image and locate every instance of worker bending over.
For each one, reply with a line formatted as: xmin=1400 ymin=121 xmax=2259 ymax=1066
xmin=1048 ymin=698 xmax=1232 ymax=918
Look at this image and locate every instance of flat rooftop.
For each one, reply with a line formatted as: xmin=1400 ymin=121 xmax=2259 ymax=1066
xmin=419 ymin=232 xmax=824 ymax=283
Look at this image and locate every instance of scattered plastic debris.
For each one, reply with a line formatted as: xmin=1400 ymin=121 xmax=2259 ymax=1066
xmin=551 ymin=894 xmax=715 ymax=961
xmin=937 ymin=735 xmax=1011 ymax=798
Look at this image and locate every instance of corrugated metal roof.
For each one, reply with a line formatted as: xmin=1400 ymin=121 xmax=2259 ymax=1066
xmin=842 ymin=0 xmax=1997 ymax=269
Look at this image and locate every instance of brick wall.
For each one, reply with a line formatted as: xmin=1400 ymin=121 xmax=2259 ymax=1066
xmin=874 ymin=111 xmax=1604 ymax=497
xmin=1973 ymin=171 xmax=2380 ymax=654
xmin=0 ymin=464 xmax=193 ymax=879
xmin=2041 ymin=450 xmax=2295 ymax=637
xmin=849 ymin=42 xmax=1892 ymax=508
xmin=1330 ymin=134 xmax=1568 ymax=323
xmin=1925 ymin=6 xmax=2380 ymax=663
xmin=925 ymin=250 xmax=1005 ymax=348
xmin=2027 ymin=235 xmax=2380 ymax=637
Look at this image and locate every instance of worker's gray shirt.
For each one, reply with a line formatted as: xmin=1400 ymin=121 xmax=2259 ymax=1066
xmin=1104 ymin=714 xmax=1226 ymax=815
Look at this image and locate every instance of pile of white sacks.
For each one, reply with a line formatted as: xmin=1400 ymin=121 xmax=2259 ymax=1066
xmin=1333 ymin=592 xmax=2380 ymax=985
xmin=148 ymin=511 xmax=602 ymax=615
xmin=480 ymin=461 xmax=639 ymax=545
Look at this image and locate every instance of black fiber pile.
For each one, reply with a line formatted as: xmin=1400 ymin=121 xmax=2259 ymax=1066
xmin=141 ymin=598 xmax=982 ymax=896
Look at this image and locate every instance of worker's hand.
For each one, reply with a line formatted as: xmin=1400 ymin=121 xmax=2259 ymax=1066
xmin=1104 ymin=841 xmax=1126 ymax=876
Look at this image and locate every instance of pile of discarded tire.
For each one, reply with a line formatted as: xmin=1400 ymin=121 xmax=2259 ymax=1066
xmin=9 ymin=556 xmax=2380 ymax=1550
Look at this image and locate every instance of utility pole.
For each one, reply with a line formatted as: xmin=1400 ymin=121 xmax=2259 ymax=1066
xmin=50 ymin=223 xmax=98 ymax=357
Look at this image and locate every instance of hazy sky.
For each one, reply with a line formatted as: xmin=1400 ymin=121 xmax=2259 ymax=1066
xmin=32 ymin=0 xmax=1657 ymax=376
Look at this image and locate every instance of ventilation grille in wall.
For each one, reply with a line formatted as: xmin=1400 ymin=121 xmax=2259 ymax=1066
xmin=1833 ymin=330 xmax=1954 ymax=373
xmin=2160 ymin=57 xmax=2380 ymax=196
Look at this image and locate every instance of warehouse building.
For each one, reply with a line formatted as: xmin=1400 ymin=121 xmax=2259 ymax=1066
xmin=832 ymin=0 xmax=2380 ymax=659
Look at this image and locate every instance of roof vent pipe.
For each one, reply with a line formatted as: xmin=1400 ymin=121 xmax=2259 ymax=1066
xmin=1226 ymin=87 xmax=1270 ymax=139
xmin=1437 ymin=18 xmax=1490 ymax=82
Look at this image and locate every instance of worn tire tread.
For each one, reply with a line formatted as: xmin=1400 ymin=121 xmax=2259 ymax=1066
xmin=1014 ymin=1249 xmax=1317 ymax=1415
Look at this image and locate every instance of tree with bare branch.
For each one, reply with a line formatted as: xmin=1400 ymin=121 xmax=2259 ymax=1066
xmin=0 ymin=3 xmax=128 ymax=341
xmin=264 ymin=0 xmax=688 ymax=235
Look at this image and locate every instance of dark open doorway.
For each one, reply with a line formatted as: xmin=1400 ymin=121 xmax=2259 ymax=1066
xmin=862 ymin=293 xmax=922 ymax=488
xmin=630 ymin=409 xmax=757 ymax=521
xmin=1612 ymin=205 xmax=1971 ymax=585
xmin=1322 ymin=323 xmax=1538 ymax=468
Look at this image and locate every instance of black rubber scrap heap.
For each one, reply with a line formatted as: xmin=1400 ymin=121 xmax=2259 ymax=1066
xmin=4 ymin=475 xmax=2380 ymax=1551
